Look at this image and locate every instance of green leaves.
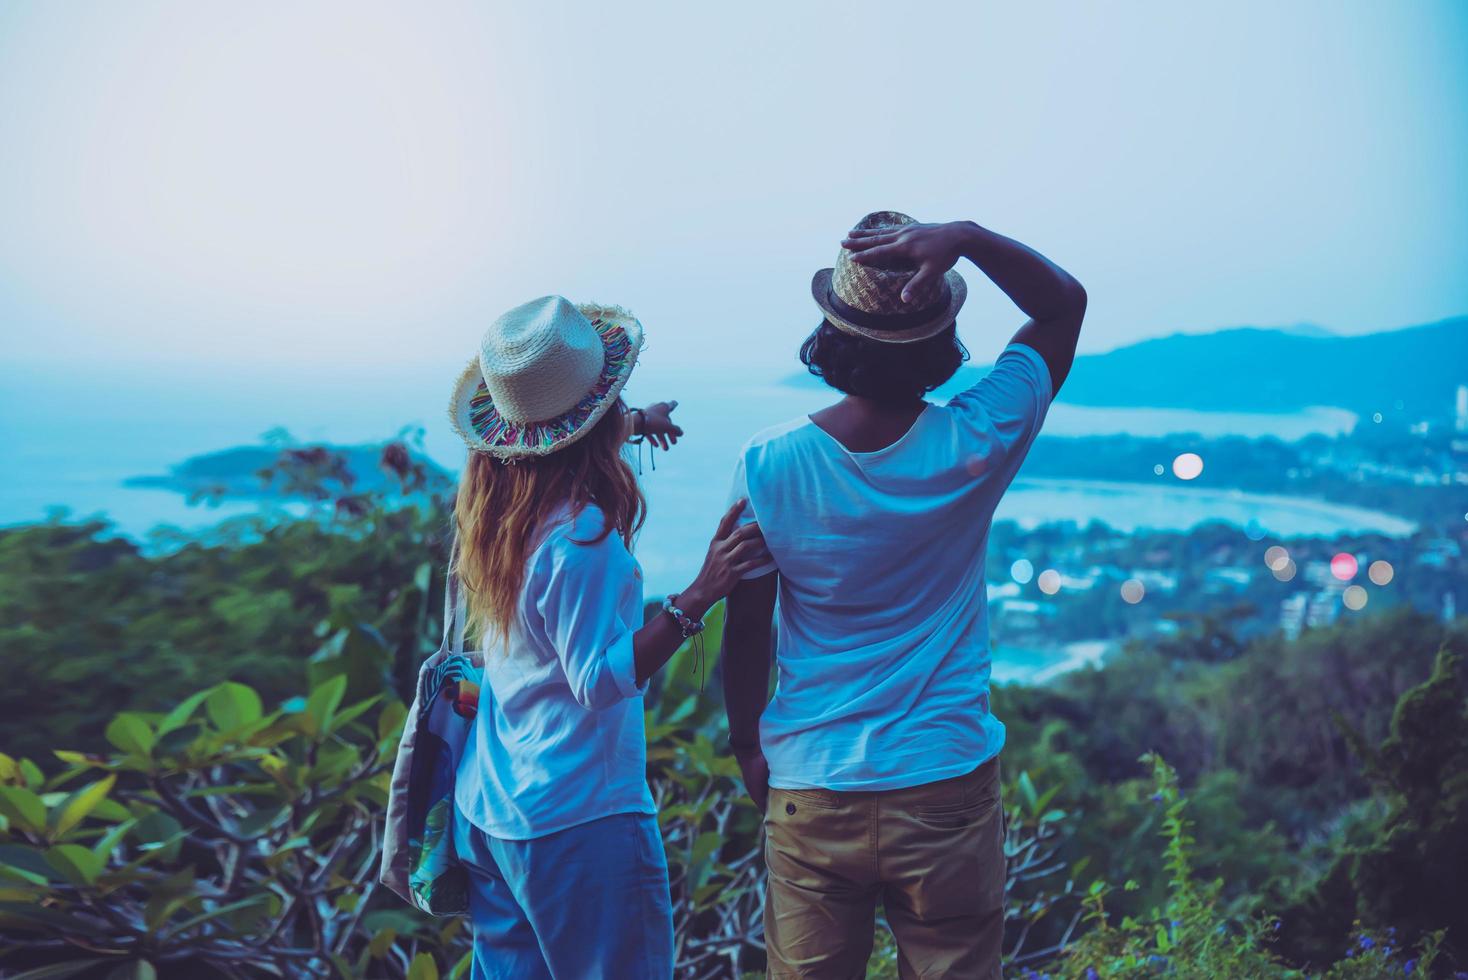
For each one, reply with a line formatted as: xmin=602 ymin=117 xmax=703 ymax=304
xmin=0 ymin=785 xmax=47 ymax=834
xmin=377 ymin=698 xmax=408 ymax=745
xmin=162 ymin=894 xmax=274 ymax=939
xmin=205 ymin=682 xmax=263 ymax=732
xmin=301 ymin=674 xmax=347 ymax=737
xmin=44 ymin=843 xmax=103 ymax=885
xmin=368 ymin=926 xmax=399 ymax=959
xmin=105 ymin=961 xmax=156 ymax=980
xmin=52 ymin=775 xmax=116 ymax=837
xmin=407 ymin=952 xmax=441 ymax=980
xmin=156 ymin=688 xmax=213 ymax=736
xmin=0 ymin=842 xmax=55 ymax=884
xmin=308 ymin=623 xmax=393 ymax=703
xmin=104 ymin=714 xmax=155 ymax=758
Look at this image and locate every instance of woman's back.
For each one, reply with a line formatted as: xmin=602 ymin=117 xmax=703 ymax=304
xmin=454 ymin=503 xmax=655 ymax=839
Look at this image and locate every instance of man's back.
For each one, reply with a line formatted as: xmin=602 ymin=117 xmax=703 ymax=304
xmin=733 ymin=343 xmax=1052 ymax=790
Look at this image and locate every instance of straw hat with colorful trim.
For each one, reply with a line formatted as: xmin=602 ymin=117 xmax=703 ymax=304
xmin=448 ymin=295 xmax=644 ymax=459
xmin=811 ymin=210 xmax=968 ymax=344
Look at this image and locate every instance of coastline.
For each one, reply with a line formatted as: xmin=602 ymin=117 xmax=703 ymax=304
xmin=992 ymin=639 xmax=1116 ymax=687
xmin=1030 ymin=639 xmax=1115 ymax=684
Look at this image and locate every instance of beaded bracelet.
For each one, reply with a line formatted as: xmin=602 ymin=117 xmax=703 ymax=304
xmin=664 ymin=594 xmax=708 ymax=691
xmin=662 ymin=594 xmax=705 ymax=639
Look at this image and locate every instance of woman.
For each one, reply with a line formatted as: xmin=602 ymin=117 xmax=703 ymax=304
xmin=445 ymin=294 xmax=769 ymax=979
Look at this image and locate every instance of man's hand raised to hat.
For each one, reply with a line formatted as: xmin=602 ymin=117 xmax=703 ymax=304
xmin=842 ymin=221 xmax=974 ymax=305
xmin=848 ymin=217 xmax=1088 ymax=397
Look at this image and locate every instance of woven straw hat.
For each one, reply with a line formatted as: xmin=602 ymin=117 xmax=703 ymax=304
xmin=811 ymin=210 xmax=967 ymax=344
xmin=448 ymin=295 xmax=644 ymax=459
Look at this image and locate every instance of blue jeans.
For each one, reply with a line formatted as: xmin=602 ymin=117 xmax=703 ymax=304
xmin=451 ymin=804 xmax=674 ymax=979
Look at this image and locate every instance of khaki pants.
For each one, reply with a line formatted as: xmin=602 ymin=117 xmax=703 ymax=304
xmin=763 ymin=757 xmax=1005 ymax=979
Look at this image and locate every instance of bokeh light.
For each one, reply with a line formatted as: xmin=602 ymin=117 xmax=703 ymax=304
xmin=1368 ymin=560 xmax=1394 ymax=586
xmin=1172 ymin=453 xmax=1204 ymax=480
xmin=1011 ymin=558 xmax=1034 ymax=585
xmin=1372 ymin=412 xmax=1383 ymax=424
xmin=1342 ymin=585 xmax=1368 ymax=611
xmin=1272 ymin=559 xmax=1297 ymax=582
xmin=1120 ymin=579 xmax=1145 ymax=604
xmin=1264 ymin=545 xmax=1290 ymax=571
xmin=1330 ymin=553 xmax=1359 ymax=581
xmin=1037 ymin=569 xmax=1061 ymax=595
xmin=1153 ymin=464 xmax=1165 ymax=476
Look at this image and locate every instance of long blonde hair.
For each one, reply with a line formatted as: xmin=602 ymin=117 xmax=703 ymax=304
xmin=452 ymin=400 xmax=646 ymax=644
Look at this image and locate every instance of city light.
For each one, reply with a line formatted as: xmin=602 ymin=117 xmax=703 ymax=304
xmin=1172 ymin=453 xmax=1204 ymax=480
xmin=1368 ymin=560 xmax=1394 ymax=586
xmin=1037 ymin=569 xmax=1062 ymax=595
xmin=1264 ymin=545 xmax=1290 ymax=571
xmin=1120 ymin=579 xmax=1145 ymax=604
xmin=1011 ymin=559 xmax=1035 ymax=584
xmin=1272 ymin=559 xmax=1297 ymax=582
xmin=1342 ymin=585 xmax=1368 ymax=611
xmin=1330 ymin=553 xmax=1359 ymax=581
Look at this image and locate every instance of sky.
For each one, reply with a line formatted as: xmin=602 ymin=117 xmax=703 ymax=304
xmin=1 ymin=0 xmax=1466 ymax=384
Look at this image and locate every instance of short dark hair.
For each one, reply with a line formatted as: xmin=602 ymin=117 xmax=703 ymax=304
xmin=799 ymin=320 xmax=969 ymax=403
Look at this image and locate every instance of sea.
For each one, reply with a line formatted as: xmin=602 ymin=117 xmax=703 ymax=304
xmin=1 ymin=362 xmax=1400 ymax=683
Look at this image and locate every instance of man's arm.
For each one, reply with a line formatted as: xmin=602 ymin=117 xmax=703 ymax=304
xmin=722 ymin=571 xmax=778 ymax=812
xmin=843 ymin=220 xmax=1087 ymax=396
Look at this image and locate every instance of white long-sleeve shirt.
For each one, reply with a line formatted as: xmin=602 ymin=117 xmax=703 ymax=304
xmin=454 ymin=503 xmax=655 ymax=840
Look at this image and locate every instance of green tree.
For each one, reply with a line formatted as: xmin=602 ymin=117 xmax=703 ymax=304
xmin=1278 ymin=649 xmax=1468 ymax=967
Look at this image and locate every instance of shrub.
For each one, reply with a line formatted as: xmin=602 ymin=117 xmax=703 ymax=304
xmin=1061 ymin=754 xmax=1445 ymax=980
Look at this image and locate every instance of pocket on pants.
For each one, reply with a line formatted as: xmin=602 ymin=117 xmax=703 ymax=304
xmin=778 ymin=787 xmax=841 ymax=812
xmin=913 ymin=793 xmax=997 ymax=831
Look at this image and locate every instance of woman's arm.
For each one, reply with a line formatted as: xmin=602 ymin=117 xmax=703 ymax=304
xmin=843 ymin=221 xmax=1087 ymax=395
xmin=628 ymin=400 xmax=684 ymax=450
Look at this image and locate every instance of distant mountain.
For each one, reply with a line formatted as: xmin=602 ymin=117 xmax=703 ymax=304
xmin=1057 ymin=317 xmax=1465 ymax=415
xmin=786 ymin=317 xmax=1467 ymax=417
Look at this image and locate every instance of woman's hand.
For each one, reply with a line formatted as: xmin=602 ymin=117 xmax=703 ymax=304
xmin=680 ymin=500 xmax=771 ymax=618
xmin=633 ymin=500 xmax=770 ymax=686
xmin=842 ymin=220 xmax=976 ymax=303
xmin=638 ymin=400 xmax=684 ymax=450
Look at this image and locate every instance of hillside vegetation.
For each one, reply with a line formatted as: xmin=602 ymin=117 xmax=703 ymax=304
xmin=2 ymin=444 xmax=1464 ymax=977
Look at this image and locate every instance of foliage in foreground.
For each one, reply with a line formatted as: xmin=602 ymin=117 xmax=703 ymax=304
xmin=4 ymin=652 xmax=1463 ymax=978
xmin=0 ymin=627 xmax=1079 ymax=979
xmin=1058 ymin=754 xmax=1445 ymax=980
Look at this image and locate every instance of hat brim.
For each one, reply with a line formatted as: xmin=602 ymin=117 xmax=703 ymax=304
xmin=448 ymin=304 xmax=644 ymax=459
xmin=810 ymin=268 xmax=968 ymax=344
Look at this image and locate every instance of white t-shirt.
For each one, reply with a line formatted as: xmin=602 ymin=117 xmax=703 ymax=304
xmin=728 ymin=343 xmax=1052 ymax=791
xmin=454 ymin=503 xmax=656 ymax=840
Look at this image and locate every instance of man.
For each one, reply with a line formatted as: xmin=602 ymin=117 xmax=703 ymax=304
xmin=722 ymin=212 xmax=1086 ymax=978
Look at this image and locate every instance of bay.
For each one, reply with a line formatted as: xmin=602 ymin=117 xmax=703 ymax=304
xmin=1 ymin=364 xmax=1401 ymax=597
